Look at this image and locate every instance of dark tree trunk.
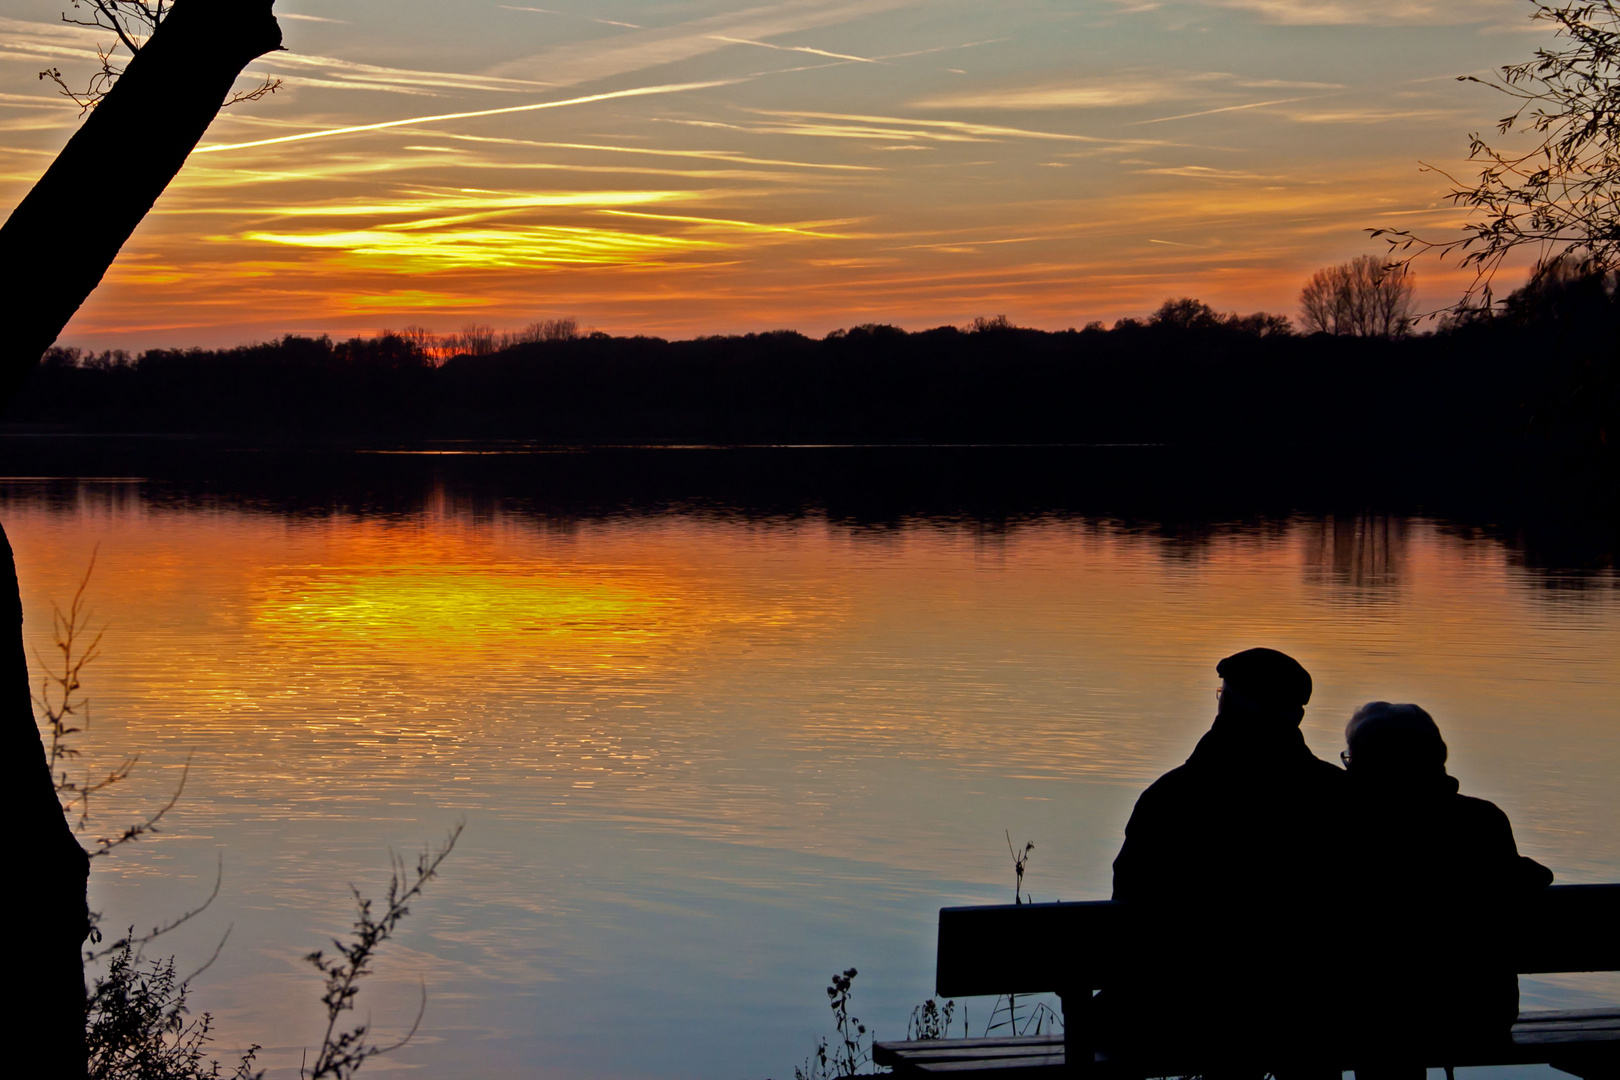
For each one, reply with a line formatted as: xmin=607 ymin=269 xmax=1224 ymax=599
xmin=1 ymin=522 xmax=89 ymax=1075
xmin=0 ymin=0 xmax=283 ymax=398
xmin=0 ymin=4 xmax=281 ymax=1076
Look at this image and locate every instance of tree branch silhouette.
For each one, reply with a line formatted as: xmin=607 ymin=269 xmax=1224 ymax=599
xmin=1373 ymin=1 xmax=1620 ymax=312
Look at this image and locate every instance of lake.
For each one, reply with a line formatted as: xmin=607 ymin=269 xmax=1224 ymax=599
xmin=3 ymin=443 xmax=1616 ymax=1080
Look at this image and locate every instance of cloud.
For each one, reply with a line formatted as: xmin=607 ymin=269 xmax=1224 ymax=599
xmin=221 ymin=187 xmax=690 ymax=220
xmin=486 ymin=0 xmax=921 ymax=86
xmin=742 ymin=109 xmax=1170 ymax=146
xmin=912 ymin=71 xmax=1342 ymax=112
xmin=597 ymin=209 xmax=851 ymax=238
xmin=1118 ymin=0 xmax=1518 ymax=25
xmin=193 ymin=80 xmax=742 ymax=154
xmin=706 ymin=35 xmax=879 ymax=64
xmin=499 ymin=7 xmax=643 ymax=30
xmin=244 ymin=223 xmax=722 ymax=270
xmin=254 ymin=53 xmax=558 ymax=95
xmin=1282 ymin=107 xmax=1462 ymax=124
xmin=912 ymin=77 xmax=1192 ymax=110
xmin=1132 ymin=164 xmax=1279 ymax=179
xmin=1129 ymin=97 xmax=1307 ymax=124
xmin=438 ymin=132 xmax=877 ymax=171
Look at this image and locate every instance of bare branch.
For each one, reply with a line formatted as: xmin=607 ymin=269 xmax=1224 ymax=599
xmin=46 ymin=1 xmax=278 ymax=112
xmin=301 ymin=823 xmax=464 ymax=1080
xmin=179 ymin=923 xmax=234 ymax=986
xmin=87 ymin=752 xmax=191 ymax=858
xmin=223 ymin=76 xmax=282 ymax=108
xmin=86 ymin=850 xmax=223 ymax=961
xmin=1374 ymin=0 xmax=1620 ymax=312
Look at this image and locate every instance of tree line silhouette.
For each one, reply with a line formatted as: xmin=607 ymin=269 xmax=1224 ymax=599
xmin=6 ymin=285 xmax=1613 ymax=484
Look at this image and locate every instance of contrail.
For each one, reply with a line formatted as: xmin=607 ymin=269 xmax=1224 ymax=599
xmin=192 ymin=79 xmax=744 ymax=154
xmin=1127 ymin=97 xmax=1305 ymax=125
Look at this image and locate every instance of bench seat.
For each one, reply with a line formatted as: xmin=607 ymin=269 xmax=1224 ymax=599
xmin=876 ymin=1007 xmax=1620 ymax=1077
xmin=880 ymin=884 xmax=1620 ymax=1079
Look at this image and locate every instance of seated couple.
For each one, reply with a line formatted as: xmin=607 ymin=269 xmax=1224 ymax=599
xmin=1109 ymin=647 xmax=1552 ymax=1077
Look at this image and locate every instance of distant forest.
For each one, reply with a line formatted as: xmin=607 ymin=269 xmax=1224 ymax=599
xmin=5 ymin=284 xmax=1615 ymax=487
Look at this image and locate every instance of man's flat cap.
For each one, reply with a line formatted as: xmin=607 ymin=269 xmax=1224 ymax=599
xmin=1216 ymin=647 xmax=1312 ymax=707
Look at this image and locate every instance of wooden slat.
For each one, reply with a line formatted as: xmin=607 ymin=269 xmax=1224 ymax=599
xmin=878 ymin=1036 xmax=1065 ymax=1054
xmin=894 ymin=1045 xmax=1067 ymax=1062
xmin=937 ymin=885 xmax=1620 ymax=998
xmin=912 ymin=1055 xmax=1066 ymax=1074
xmin=879 ymin=1009 xmax=1620 ymax=1077
xmin=1519 ymin=1010 xmax=1620 ymax=1025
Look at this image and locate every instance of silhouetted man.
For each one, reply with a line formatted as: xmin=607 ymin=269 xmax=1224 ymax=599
xmin=1341 ymin=702 xmax=1551 ymax=1079
xmin=1110 ymin=648 xmax=1345 ymax=1072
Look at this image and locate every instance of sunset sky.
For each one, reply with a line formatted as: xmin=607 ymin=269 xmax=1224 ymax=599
xmin=1 ymin=0 xmax=1557 ymax=347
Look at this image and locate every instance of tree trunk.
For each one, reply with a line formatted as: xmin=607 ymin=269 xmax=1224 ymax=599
xmin=0 ymin=4 xmax=281 ymax=1076
xmin=0 ymin=0 xmax=283 ymax=398
xmin=1 ymin=522 xmax=89 ymax=1076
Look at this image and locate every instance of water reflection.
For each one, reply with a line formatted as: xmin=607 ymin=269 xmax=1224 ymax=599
xmin=0 ymin=451 xmax=1615 ymax=1080
xmin=1301 ymin=514 xmax=1405 ymax=597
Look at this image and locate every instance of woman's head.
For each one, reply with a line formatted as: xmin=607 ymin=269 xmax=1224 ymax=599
xmin=1344 ymin=701 xmax=1448 ymax=779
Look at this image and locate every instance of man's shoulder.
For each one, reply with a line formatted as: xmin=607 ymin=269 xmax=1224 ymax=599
xmin=1137 ymin=761 xmax=1201 ymax=798
xmin=1448 ymin=792 xmax=1513 ymax=830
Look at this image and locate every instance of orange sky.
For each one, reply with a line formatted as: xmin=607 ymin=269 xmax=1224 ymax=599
xmin=0 ymin=0 xmax=1555 ymax=348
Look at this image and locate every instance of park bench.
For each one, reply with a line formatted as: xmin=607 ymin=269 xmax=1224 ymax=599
xmin=875 ymin=884 xmax=1620 ymax=1078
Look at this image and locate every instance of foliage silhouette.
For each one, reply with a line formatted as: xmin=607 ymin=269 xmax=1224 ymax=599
xmin=6 ymin=303 xmax=1594 ymax=467
xmin=1374 ymin=0 xmax=1620 ymax=310
xmin=795 ymin=968 xmax=874 ymax=1080
xmin=303 ymin=827 xmax=463 ymax=1080
xmin=906 ymin=998 xmax=956 ymax=1041
xmin=87 ymin=941 xmax=260 ymax=1080
xmin=1299 ymin=257 xmax=1416 ymax=338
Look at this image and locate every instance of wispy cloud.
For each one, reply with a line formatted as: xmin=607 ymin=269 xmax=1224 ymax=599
xmin=1133 ymin=164 xmax=1280 ymax=180
xmin=914 ymin=71 xmax=1343 ymax=111
xmin=486 ymin=0 xmax=922 ymax=86
xmin=439 ymin=132 xmax=877 ymax=171
xmin=500 ymin=6 xmax=643 ymax=30
xmin=598 ymin=209 xmax=852 ymax=238
xmin=1282 ymin=107 xmax=1462 ymax=124
xmin=744 ymin=109 xmax=1162 ymax=145
xmin=1120 ymin=0 xmax=1517 ymax=25
xmin=707 ymin=35 xmax=880 ymax=63
xmin=244 ymin=224 xmax=722 ymax=269
xmin=252 ymin=52 xmax=558 ymax=95
xmin=913 ymin=77 xmax=1190 ymax=110
xmin=193 ymin=80 xmax=743 ymax=154
xmin=1129 ymin=97 xmax=1308 ymax=124
xmin=219 ymin=188 xmax=690 ymax=219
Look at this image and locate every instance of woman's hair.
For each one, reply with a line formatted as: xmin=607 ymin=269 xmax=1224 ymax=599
xmin=1345 ymin=701 xmax=1448 ymax=771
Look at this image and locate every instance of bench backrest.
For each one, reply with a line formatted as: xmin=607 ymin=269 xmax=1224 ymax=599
xmin=935 ymin=883 xmax=1620 ymax=998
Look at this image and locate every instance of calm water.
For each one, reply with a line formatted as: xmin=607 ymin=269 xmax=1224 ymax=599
xmin=4 ymin=450 xmax=1617 ymax=1080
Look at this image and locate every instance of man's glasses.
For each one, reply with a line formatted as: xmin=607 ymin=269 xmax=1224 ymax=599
xmin=1339 ymin=750 xmax=1353 ymax=767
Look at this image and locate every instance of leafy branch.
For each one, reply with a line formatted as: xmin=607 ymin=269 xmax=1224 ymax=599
xmin=1374 ymin=0 xmax=1620 ymax=312
xmin=301 ymin=824 xmax=464 ymax=1080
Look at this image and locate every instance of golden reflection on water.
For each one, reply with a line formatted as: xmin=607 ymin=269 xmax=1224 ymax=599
xmin=258 ymin=567 xmax=659 ymax=642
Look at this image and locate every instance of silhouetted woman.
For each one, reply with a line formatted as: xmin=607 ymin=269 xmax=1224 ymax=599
xmin=1341 ymin=702 xmax=1552 ymax=1080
